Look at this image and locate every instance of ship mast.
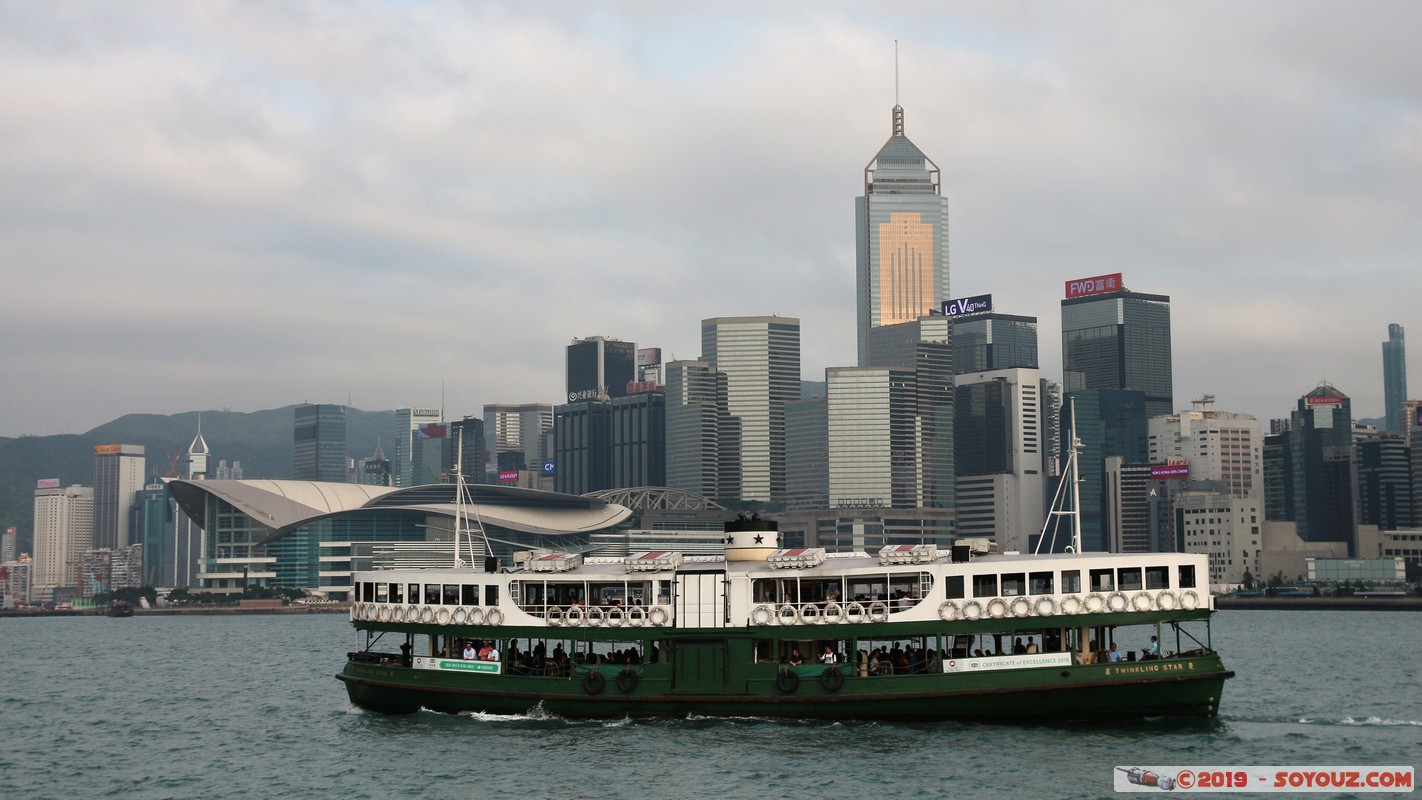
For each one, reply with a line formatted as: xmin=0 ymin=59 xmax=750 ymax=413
xmin=1036 ymin=397 xmax=1084 ymax=554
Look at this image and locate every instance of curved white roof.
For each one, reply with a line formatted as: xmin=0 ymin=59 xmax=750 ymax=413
xmin=168 ymin=479 xmax=631 ymax=541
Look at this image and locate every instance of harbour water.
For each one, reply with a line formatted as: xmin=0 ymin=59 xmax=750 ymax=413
xmin=1 ymin=610 xmax=1417 ymax=799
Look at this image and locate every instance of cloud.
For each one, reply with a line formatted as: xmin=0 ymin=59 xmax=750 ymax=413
xmin=0 ymin=1 xmax=1418 ymax=437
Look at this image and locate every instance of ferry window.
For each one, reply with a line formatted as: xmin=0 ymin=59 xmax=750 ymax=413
xmin=1089 ymin=569 xmax=1114 ymax=592
xmin=407 ymin=583 xmax=419 ymax=603
xmin=1117 ymin=568 xmax=1143 ymax=591
xmin=424 ymin=584 xmax=440 ymax=604
xmin=1029 ymin=572 xmax=1054 ymax=595
xmin=376 ymin=583 xmax=388 ymax=603
xmin=752 ymin=579 xmax=776 ymax=603
xmin=389 ymin=583 xmax=403 ymax=604
xmin=945 ymin=575 xmax=965 ymax=599
xmin=848 ymin=577 xmax=888 ymax=603
xmin=889 ymin=574 xmax=920 ymax=605
xmin=1179 ymin=564 xmax=1197 ymax=588
xmin=462 ymin=584 xmax=479 ymax=605
xmin=1145 ymin=566 xmax=1170 ymax=590
xmin=972 ymin=574 xmax=998 ymax=598
xmin=484 ymin=585 xmax=499 ymax=606
xmin=443 ymin=584 xmax=459 ymax=605
xmin=1060 ymin=570 xmax=1081 ymax=593
xmin=362 ymin=582 xmax=374 ymax=602
xmin=1000 ymin=573 xmax=1026 ymax=596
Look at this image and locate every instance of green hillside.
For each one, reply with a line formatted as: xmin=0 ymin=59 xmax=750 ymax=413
xmin=0 ymin=407 xmax=399 ymax=556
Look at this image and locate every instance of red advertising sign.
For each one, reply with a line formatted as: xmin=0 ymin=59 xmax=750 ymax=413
xmin=1064 ymin=272 xmax=1123 ymax=299
xmin=498 ymin=470 xmax=520 ymax=483
xmin=1305 ymin=395 xmax=1343 ymax=406
xmin=36 ymin=478 xmax=61 ymax=489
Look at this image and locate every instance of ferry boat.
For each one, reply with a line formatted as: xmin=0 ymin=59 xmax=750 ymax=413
xmin=338 ymin=514 xmax=1233 ymax=720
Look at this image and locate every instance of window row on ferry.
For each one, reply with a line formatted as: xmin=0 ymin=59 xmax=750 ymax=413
xmin=945 ymin=564 xmax=1198 ymax=600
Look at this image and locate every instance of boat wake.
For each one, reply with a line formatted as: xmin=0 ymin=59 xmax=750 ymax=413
xmin=461 ymin=701 xmax=560 ymax=723
xmin=1278 ymin=716 xmax=1422 ymax=727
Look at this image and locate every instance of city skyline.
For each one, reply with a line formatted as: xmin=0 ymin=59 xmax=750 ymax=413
xmin=1 ymin=3 xmax=1419 ymax=438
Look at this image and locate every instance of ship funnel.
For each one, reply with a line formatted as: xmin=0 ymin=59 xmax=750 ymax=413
xmin=723 ymin=513 xmax=779 ymax=562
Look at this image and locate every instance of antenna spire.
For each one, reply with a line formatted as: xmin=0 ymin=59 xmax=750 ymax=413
xmin=894 ymin=40 xmax=900 ymax=106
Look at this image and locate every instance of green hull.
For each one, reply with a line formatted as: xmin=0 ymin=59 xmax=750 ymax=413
xmin=338 ymin=629 xmax=1231 ymax=722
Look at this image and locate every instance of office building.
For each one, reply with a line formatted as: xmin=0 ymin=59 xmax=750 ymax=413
xmin=483 ymin=404 xmax=553 ymax=483
xmin=1175 ymin=492 xmax=1262 ymax=586
xmin=701 ymin=316 xmax=800 ymax=503
xmin=954 ymin=368 xmax=1045 ymax=550
xmin=567 ymin=336 xmax=637 ymax=401
xmin=1105 ymin=457 xmax=1154 ymax=553
xmin=1061 ymin=276 xmax=1173 ymax=417
xmin=93 ymin=444 xmax=145 ymax=551
xmin=665 ymin=360 xmax=730 ymax=502
xmin=1147 ymin=397 xmax=1263 ymax=497
xmin=783 ymin=396 xmax=828 ymax=511
xmin=294 ymin=404 xmax=348 ymax=482
xmin=1268 ymin=383 xmax=1356 ymax=550
xmin=393 ymin=407 xmax=442 ymax=487
xmin=865 ymin=315 xmax=955 ymax=510
xmin=1356 ymin=434 xmax=1413 ymax=530
xmin=1383 ymin=324 xmax=1407 ymax=431
xmin=855 ymin=104 xmax=950 ymax=366
xmin=1061 ymin=389 xmax=1149 ymax=552
xmin=33 ymin=484 xmax=93 ymax=598
xmin=359 ymin=441 xmax=393 ymax=487
xmin=1 ymin=526 xmax=16 ymax=564
xmin=951 ymin=312 xmax=1038 ymax=374
xmin=446 ymin=419 xmax=486 ymax=483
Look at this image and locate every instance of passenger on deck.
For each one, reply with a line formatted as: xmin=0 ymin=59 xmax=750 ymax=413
xmin=1026 ymin=639 xmax=1039 ymax=654
xmin=463 ymin=641 xmax=477 ymax=660
xmin=786 ymin=649 xmax=803 ymax=667
xmin=486 ymin=641 xmax=501 ymax=662
xmin=820 ymin=645 xmax=836 ymax=665
xmin=1013 ymin=637 xmax=1027 ymax=655
xmin=1142 ymin=636 xmax=1158 ymax=660
xmin=477 ymin=640 xmax=493 ymax=660
xmin=1108 ymin=643 xmax=1123 ymax=662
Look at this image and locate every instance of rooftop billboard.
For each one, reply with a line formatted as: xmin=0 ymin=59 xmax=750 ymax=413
xmin=1064 ymin=272 xmax=1123 ymax=299
xmin=1150 ymin=464 xmax=1190 ymax=479
xmin=942 ymin=294 xmax=992 ymax=317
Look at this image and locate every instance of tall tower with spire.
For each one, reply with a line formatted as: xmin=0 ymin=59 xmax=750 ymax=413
xmin=855 ymin=103 xmax=950 ymax=366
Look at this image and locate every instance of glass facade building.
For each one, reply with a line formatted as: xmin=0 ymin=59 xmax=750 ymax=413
xmin=951 ymin=313 xmax=1038 ymax=374
xmin=566 ymin=336 xmax=638 ymax=401
xmin=1062 ymin=290 xmax=1173 ymax=418
xmin=1062 ymin=389 xmax=1149 ymax=552
xmin=701 ymin=316 xmax=801 ymax=504
xmin=855 ymin=105 xmax=950 ymax=366
xmin=293 ymin=404 xmax=348 ymax=482
xmin=1382 ymin=323 xmax=1407 ymax=432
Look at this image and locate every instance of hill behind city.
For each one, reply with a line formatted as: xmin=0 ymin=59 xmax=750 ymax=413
xmin=0 ymin=406 xmax=397 ymax=554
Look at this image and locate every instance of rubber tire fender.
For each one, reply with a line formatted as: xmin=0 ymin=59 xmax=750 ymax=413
xmin=582 ymin=670 xmax=605 ymax=696
xmin=820 ymin=666 xmax=845 ymax=692
xmin=615 ymin=669 xmax=638 ymax=694
xmin=775 ymin=669 xmax=800 ymax=694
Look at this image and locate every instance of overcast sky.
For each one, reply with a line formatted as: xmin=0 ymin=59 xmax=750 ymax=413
xmin=2 ymin=1 xmax=1419 ymax=438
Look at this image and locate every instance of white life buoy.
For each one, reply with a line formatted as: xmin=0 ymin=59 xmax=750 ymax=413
xmin=986 ymin=598 xmax=1009 ymax=620
xmin=376 ymin=605 xmax=390 ymax=623
xmin=938 ymin=600 xmax=959 ymax=622
xmin=546 ymin=606 xmax=563 ymax=627
xmin=776 ymin=604 xmax=799 ymax=626
xmin=1156 ymin=590 xmax=1178 ymax=611
xmin=844 ymin=602 xmax=866 ymax=623
xmin=606 ymin=607 xmax=625 ymax=628
xmin=470 ymin=607 xmax=487 ymax=626
xmin=1010 ymin=597 xmax=1032 ymax=618
xmin=822 ymin=602 xmax=844 ymax=624
xmin=1083 ymin=593 xmax=1105 ymax=614
xmin=752 ymin=604 xmax=774 ymax=626
xmin=1059 ymin=595 xmax=1081 ymax=615
xmin=436 ymin=607 xmax=451 ymax=625
xmin=485 ymin=608 xmax=504 ymax=626
xmin=960 ymin=600 xmax=983 ymax=621
xmin=405 ymin=605 xmax=420 ymax=623
xmin=453 ymin=607 xmax=468 ymax=625
xmin=1132 ymin=591 xmax=1153 ymax=612
xmin=587 ymin=606 xmax=605 ymax=627
xmin=1106 ymin=592 xmax=1129 ymax=613
xmin=868 ymin=601 xmax=889 ymax=623
xmin=1180 ymin=590 xmax=1200 ymax=611
xmin=565 ymin=605 xmax=585 ymax=627
xmin=648 ymin=606 xmax=669 ymax=627
xmin=419 ymin=606 xmax=435 ymax=625
xmin=1034 ymin=596 xmax=1057 ymax=617
xmin=627 ymin=606 xmax=647 ymax=627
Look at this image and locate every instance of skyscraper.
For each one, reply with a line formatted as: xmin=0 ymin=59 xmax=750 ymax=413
xmin=951 ymin=312 xmax=1038 ymax=375
xmin=294 ymin=404 xmax=348 ymax=482
xmin=33 ymin=484 xmax=93 ymax=597
xmin=1061 ymin=389 xmax=1149 ymax=552
xmin=566 ymin=336 xmax=637 ymax=401
xmin=92 ymin=444 xmax=145 ymax=551
xmin=702 ymin=316 xmax=800 ymax=503
xmin=1061 ymin=275 xmax=1173 ymax=418
xmin=1382 ymin=323 xmax=1407 ymax=431
xmin=394 ymin=407 xmax=442 ymax=487
xmin=954 ymin=368 xmax=1045 ymax=550
xmin=483 ymin=403 xmax=552 ymax=482
xmin=855 ymin=105 xmax=950 ymax=366
xmin=865 ymin=315 xmax=955 ymax=510
xmin=1276 ymin=383 xmax=1356 ymax=549
xmin=665 ymin=360 xmax=729 ymax=501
